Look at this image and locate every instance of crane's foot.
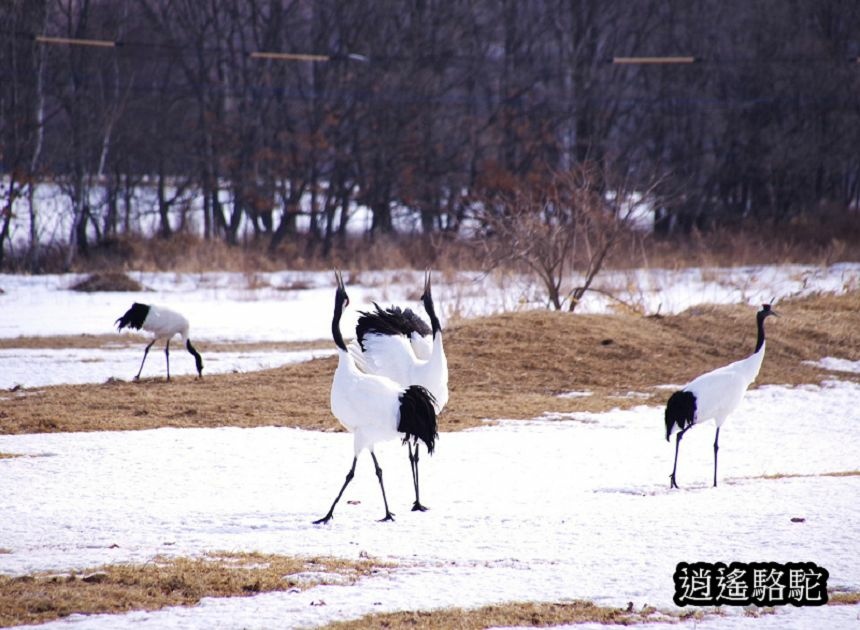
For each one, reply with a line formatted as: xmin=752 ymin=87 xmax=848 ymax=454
xmin=670 ymin=474 xmax=679 ymax=489
xmin=411 ymin=501 xmax=429 ymax=512
xmin=379 ymin=512 xmax=395 ymax=522
xmin=313 ymin=513 xmax=334 ymax=525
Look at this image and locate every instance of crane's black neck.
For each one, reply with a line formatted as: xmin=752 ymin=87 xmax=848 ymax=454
xmin=755 ymin=311 xmax=767 ymax=353
xmin=332 ymin=292 xmax=348 ymax=351
xmin=186 ymin=339 xmax=203 ymax=376
xmin=422 ymin=293 xmax=442 ymax=337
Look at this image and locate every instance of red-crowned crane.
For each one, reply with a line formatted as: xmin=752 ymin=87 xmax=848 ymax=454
xmin=348 ymin=270 xmax=448 ymax=511
xmin=665 ymin=303 xmax=778 ymax=488
xmin=314 ymin=271 xmax=438 ymax=524
xmin=115 ymin=303 xmax=203 ymax=381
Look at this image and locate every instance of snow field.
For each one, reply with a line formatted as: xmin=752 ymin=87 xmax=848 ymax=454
xmin=1 ymin=264 xmax=859 ymax=627
xmin=1 ymin=381 xmax=858 ymax=629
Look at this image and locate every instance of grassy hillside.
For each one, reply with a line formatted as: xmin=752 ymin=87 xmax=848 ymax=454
xmin=3 ymin=291 xmax=859 ymax=435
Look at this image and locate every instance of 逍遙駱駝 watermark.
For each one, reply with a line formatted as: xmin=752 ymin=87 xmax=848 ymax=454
xmin=673 ymin=561 xmax=829 ymax=607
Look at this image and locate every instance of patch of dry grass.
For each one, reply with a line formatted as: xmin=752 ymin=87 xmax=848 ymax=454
xmin=0 ymin=334 xmax=328 ymax=353
xmin=70 ymin=272 xmax=145 ymax=293
xmin=318 ymin=588 xmax=860 ymax=629
xmin=0 ymin=552 xmax=388 ymax=628
xmin=14 ymin=212 xmax=856 ymax=276
xmin=318 ymin=600 xmax=696 ymax=629
xmin=0 ymin=335 xmax=132 ymax=351
xmin=756 ymin=470 xmax=860 ymax=480
xmin=829 ymin=591 xmax=860 ymax=605
xmin=1 ymin=291 xmax=858 ymax=435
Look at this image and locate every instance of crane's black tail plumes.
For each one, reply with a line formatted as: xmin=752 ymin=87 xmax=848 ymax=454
xmin=356 ymin=303 xmax=431 ymax=350
xmin=116 ymin=303 xmax=150 ymax=331
xmin=398 ymin=385 xmax=438 ymax=454
xmin=389 ymin=306 xmax=432 ymax=337
xmin=665 ymin=390 xmax=696 ymax=441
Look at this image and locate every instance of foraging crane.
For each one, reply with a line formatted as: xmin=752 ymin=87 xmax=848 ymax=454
xmin=314 ymin=270 xmax=438 ymax=524
xmin=665 ymin=303 xmax=778 ymax=488
xmin=349 ymin=270 xmax=448 ymax=511
xmin=115 ymin=303 xmax=203 ymax=381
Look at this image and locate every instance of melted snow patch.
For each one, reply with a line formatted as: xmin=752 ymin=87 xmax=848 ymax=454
xmin=804 ymin=357 xmax=860 ymax=374
xmin=556 ymin=390 xmax=593 ymax=399
xmin=0 ymin=347 xmax=335 ymax=389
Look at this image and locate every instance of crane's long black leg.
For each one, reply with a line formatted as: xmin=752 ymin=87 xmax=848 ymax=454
xmin=409 ymin=440 xmax=428 ymax=511
xmin=313 ymin=456 xmax=357 ymax=525
xmin=164 ymin=339 xmax=171 ymax=381
xmin=670 ymin=429 xmax=686 ymax=489
xmin=371 ymin=452 xmax=394 ymax=522
xmin=713 ymin=427 xmax=721 ymax=487
xmin=135 ymin=340 xmax=156 ymax=380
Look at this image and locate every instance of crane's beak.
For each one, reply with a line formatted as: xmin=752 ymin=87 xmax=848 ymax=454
xmin=334 ymin=269 xmax=349 ymax=307
xmin=422 ymin=269 xmax=432 ymax=298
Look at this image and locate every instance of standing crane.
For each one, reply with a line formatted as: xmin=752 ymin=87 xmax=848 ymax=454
xmin=665 ymin=303 xmax=778 ymax=488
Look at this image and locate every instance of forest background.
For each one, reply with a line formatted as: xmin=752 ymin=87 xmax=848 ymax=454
xmin=2 ymin=0 xmax=860 ymax=278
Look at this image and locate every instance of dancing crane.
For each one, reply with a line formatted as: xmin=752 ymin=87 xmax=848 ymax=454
xmin=348 ymin=270 xmax=448 ymax=510
xmin=314 ymin=271 xmax=438 ymax=524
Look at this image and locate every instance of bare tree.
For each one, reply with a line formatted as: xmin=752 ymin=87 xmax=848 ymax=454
xmin=4 ymin=0 xmax=860 ymax=270
xmin=475 ymin=161 xmax=664 ymax=311
xmin=0 ymin=0 xmax=49 ymax=268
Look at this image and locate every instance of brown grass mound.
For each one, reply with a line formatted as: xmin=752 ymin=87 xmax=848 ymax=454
xmin=1 ymin=291 xmax=859 ymax=435
xmin=70 ymin=272 xmax=145 ymax=293
xmin=0 ymin=553 xmax=387 ymax=628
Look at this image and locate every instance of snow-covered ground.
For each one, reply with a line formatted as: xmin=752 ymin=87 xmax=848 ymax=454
xmin=1 ymin=382 xmax=858 ymax=628
xmin=0 ymin=346 xmax=335 ymax=389
xmin=804 ymin=358 xmax=860 ymax=375
xmin=1 ymin=264 xmax=859 ymax=628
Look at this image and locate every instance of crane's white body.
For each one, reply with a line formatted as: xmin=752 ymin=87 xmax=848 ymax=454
xmin=141 ymin=305 xmax=191 ymax=342
xmin=331 ymin=348 xmax=406 ymax=455
xmin=669 ymin=342 xmax=766 ymax=438
xmin=351 ymin=331 xmax=448 ymax=413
